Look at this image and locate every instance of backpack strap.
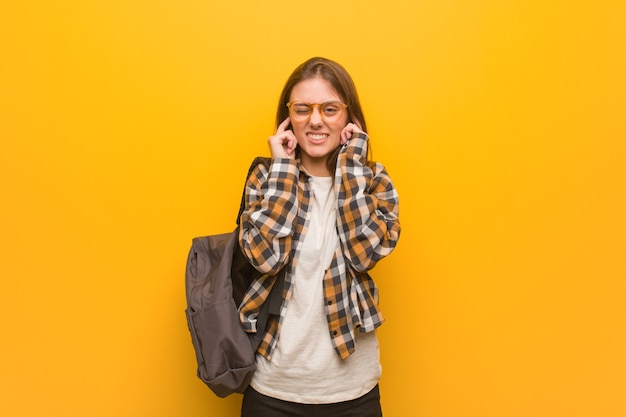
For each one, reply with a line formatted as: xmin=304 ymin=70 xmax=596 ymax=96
xmin=231 ymin=156 xmax=285 ymax=353
xmin=236 ymin=156 xmax=271 ymax=226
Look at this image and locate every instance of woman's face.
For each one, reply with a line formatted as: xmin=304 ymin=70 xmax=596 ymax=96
xmin=288 ymin=77 xmax=348 ymax=176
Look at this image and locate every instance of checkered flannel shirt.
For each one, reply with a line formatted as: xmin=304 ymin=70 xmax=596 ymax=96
xmin=238 ymin=132 xmax=401 ymax=360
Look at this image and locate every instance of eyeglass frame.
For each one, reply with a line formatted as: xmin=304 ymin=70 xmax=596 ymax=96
xmin=286 ymin=101 xmax=349 ymax=122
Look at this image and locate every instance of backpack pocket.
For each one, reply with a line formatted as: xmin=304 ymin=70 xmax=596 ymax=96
xmin=186 ymin=298 xmax=257 ymax=397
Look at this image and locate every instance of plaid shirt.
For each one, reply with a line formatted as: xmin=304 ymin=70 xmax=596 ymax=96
xmin=238 ymin=133 xmax=401 ymax=360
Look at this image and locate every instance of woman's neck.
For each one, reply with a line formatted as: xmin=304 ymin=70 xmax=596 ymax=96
xmin=301 ymin=156 xmax=331 ymax=177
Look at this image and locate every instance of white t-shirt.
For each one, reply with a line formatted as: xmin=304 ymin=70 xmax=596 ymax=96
xmin=251 ymin=175 xmax=381 ymax=404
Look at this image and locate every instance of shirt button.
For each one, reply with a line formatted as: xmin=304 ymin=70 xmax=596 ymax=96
xmin=333 ymin=331 xmax=338 ymax=336
xmin=327 ymin=300 xmax=333 ymax=305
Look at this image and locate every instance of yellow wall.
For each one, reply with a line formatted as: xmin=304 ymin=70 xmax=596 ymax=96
xmin=1 ymin=1 xmax=625 ymax=416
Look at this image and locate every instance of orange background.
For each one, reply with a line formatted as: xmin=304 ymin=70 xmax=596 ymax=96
xmin=1 ymin=1 xmax=625 ymax=416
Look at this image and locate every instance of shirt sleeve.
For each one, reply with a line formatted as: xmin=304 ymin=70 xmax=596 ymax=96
xmin=238 ymin=158 xmax=299 ymax=275
xmin=335 ymin=132 xmax=401 ymax=272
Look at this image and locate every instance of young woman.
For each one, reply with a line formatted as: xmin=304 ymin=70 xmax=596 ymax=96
xmin=238 ymin=57 xmax=401 ymax=417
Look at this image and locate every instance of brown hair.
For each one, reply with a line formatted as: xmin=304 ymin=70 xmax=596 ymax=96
xmin=276 ymin=57 xmax=369 ymax=172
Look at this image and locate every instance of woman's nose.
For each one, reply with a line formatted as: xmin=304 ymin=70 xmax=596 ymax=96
xmin=309 ymin=107 xmax=323 ymax=125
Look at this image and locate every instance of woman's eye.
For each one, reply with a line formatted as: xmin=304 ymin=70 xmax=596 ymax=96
xmin=294 ymin=105 xmax=311 ymax=114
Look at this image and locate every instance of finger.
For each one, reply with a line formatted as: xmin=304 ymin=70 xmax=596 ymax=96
xmin=273 ymin=131 xmax=294 ymax=154
xmin=348 ymin=122 xmax=364 ymax=134
xmin=341 ymin=125 xmax=352 ymax=144
xmin=344 ymin=123 xmax=365 ymax=142
xmin=277 ymin=117 xmax=291 ymax=133
xmin=285 ymin=132 xmax=298 ymax=155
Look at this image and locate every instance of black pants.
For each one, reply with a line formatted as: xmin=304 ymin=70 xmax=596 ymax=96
xmin=241 ymin=384 xmax=382 ymax=417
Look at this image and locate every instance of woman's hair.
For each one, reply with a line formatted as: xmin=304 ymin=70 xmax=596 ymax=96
xmin=276 ymin=57 xmax=369 ymax=171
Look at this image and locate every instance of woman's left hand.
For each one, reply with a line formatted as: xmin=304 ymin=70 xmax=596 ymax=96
xmin=340 ymin=122 xmax=365 ymax=145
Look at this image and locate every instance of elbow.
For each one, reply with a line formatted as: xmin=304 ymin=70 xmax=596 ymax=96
xmin=343 ymin=229 xmax=401 ymax=272
xmin=239 ymin=235 xmax=292 ymax=276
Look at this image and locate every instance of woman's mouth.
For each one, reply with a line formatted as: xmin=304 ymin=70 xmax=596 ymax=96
xmin=308 ymin=133 xmax=329 ymax=141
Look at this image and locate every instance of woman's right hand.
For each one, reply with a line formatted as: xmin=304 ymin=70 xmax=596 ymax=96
xmin=268 ymin=117 xmax=297 ymax=159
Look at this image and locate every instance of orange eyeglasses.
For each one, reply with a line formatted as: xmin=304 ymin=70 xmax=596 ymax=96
xmin=286 ymin=101 xmax=348 ymax=122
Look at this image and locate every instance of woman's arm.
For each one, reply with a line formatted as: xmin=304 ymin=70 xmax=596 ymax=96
xmin=238 ymin=158 xmax=299 ymax=275
xmin=336 ymin=132 xmax=401 ymax=272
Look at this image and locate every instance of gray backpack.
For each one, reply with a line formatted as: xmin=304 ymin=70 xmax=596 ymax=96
xmin=184 ymin=157 xmax=283 ymax=397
